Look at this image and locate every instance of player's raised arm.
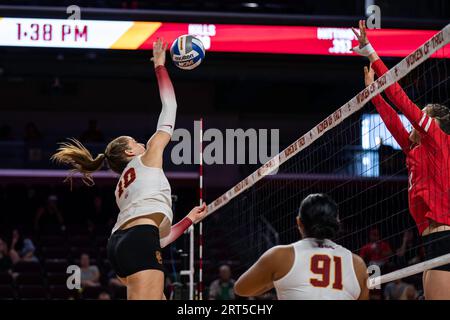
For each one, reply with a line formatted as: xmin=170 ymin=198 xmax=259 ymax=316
xmin=371 ymin=59 xmax=438 ymax=135
xmin=364 ymin=66 xmax=410 ymax=153
xmin=353 ymin=20 xmax=436 ymax=135
xmin=142 ymin=37 xmax=177 ymax=168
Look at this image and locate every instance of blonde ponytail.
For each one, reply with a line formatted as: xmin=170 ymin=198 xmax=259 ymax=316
xmin=51 ymin=138 xmax=106 ymax=188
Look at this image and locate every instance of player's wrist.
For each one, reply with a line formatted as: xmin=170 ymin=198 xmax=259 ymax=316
xmin=185 ymin=213 xmax=195 ymax=224
xmin=352 ymin=42 xmax=375 ymax=57
xmin=154 ymin=62 xmax=165 ymax=69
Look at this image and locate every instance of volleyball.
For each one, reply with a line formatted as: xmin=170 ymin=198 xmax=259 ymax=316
xmin=170 ymin=35 xmax=205 ymax=70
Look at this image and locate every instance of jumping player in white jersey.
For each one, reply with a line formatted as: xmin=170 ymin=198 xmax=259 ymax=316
xmin=51 ymin=38 xmax=207 ymax=300
xmin=234 ymin=193 xmax=369 ymax=300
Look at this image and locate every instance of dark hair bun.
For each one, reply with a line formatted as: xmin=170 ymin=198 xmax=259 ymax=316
xmin=299 ymin=193 xmax=340 ymax=240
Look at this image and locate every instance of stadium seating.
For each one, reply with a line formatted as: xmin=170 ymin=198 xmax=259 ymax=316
xmin=18 ymin=285 xmax=47 ymax=299
xmin=0 ymin=285 xmax=16 ymax=299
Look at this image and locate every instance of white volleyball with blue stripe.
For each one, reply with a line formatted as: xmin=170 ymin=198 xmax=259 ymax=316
xmin=170 ymin=35 xmax=205 ymax=70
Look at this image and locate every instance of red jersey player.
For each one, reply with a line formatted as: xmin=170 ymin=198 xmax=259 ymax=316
xmin=353 ymin=20 xmax=450 ymax=300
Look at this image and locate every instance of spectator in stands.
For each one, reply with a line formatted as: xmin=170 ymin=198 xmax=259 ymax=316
xmin=208 ymin=265 xmax=236 ymax=300
xmin=359 ymin=228 xmax=393 ymax=267
xmin=384 ymin=279 xmax=419 ymax=300
xmin=80 ymin=253 xmax=101 ymax=287
xmin=34 ymin=194 xmax=65 ymax=233
xmin=80 ymin=119 xmax=105 ymax=143
xmin=9 ymin=229 xmax=39 ymax=263
xmin=0 ymin=237 xmax=13 ymax=273
xmin=98 ymin=291 xmax=111 ymax=300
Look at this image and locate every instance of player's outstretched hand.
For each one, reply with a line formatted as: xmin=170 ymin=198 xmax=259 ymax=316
xmin=151 ymin=37 xmax=168 ymax=68
xmin=187 ymin=202 xmax=208 ymax=224
xmin=352 ymin=19 xmax=369 ymax=49
xmin=364 ymin=65 xmax=375 ymax=86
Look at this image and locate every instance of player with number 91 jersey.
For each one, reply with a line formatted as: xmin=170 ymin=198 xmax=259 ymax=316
xmin=234 ymin=194 xmax=369 ymax=300
xmin=273 ymin=238 xmax=361 ymax=299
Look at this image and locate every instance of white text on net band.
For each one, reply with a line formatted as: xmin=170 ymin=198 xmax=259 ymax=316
xmin=199 ymin=23 xmax=450 ymax=221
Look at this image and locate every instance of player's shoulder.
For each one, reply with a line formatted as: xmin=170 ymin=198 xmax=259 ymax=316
xmin=333 ymin=241 xmax=352 ymax=252
xmin=123 ymin=155 xmax=151 ymax=175
xmin=260 ymin=245 xmax=295 ymax=269
xmin=325 ymin=241 xmax=357 ymax=260
xmin=266 ymin=245 xmax=296 ymax=281
xmin=265 ymin=244 xmax=294 ymax=258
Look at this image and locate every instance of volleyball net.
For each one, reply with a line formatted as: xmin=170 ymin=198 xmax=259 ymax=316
xmin=200 ymin=24 xmax=450 ymax=297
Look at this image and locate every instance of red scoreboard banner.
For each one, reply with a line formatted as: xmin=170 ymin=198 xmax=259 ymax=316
xmin=0 ymin=18 xmax=448 ymax=58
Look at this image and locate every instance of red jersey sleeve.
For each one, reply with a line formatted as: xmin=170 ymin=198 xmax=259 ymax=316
xmin=371 ymin=59 xmax=438 ymax=136
xmin=371 ymin=94 xmax=411 ymax=154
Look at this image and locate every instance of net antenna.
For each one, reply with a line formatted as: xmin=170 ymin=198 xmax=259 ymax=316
xmin=198 ymin=117 xmax=204 ymax=300
xmin=179 ymin=119 xmax=199 ymax=300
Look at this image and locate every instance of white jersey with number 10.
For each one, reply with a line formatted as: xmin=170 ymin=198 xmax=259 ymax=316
xmin=112 ymin=155 xmax=173 ymax=235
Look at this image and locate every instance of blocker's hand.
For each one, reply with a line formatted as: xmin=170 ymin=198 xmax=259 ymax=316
xmin=352 ymin=19 xmax=369 ymax=49
xmin=187 ymin=202 xmax=208 ymax=224
xmin=151 ymin=37 xmax=168 ymax=68
xmin=364 ymin=65 xmax=375 ymax=86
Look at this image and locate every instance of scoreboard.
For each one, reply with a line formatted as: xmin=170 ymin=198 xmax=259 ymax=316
xmin=0 ymin=17 xmax=448 ymax=58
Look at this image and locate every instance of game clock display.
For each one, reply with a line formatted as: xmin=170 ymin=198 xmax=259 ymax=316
xmin=16 ymin=21 xmax=88 ymax=42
